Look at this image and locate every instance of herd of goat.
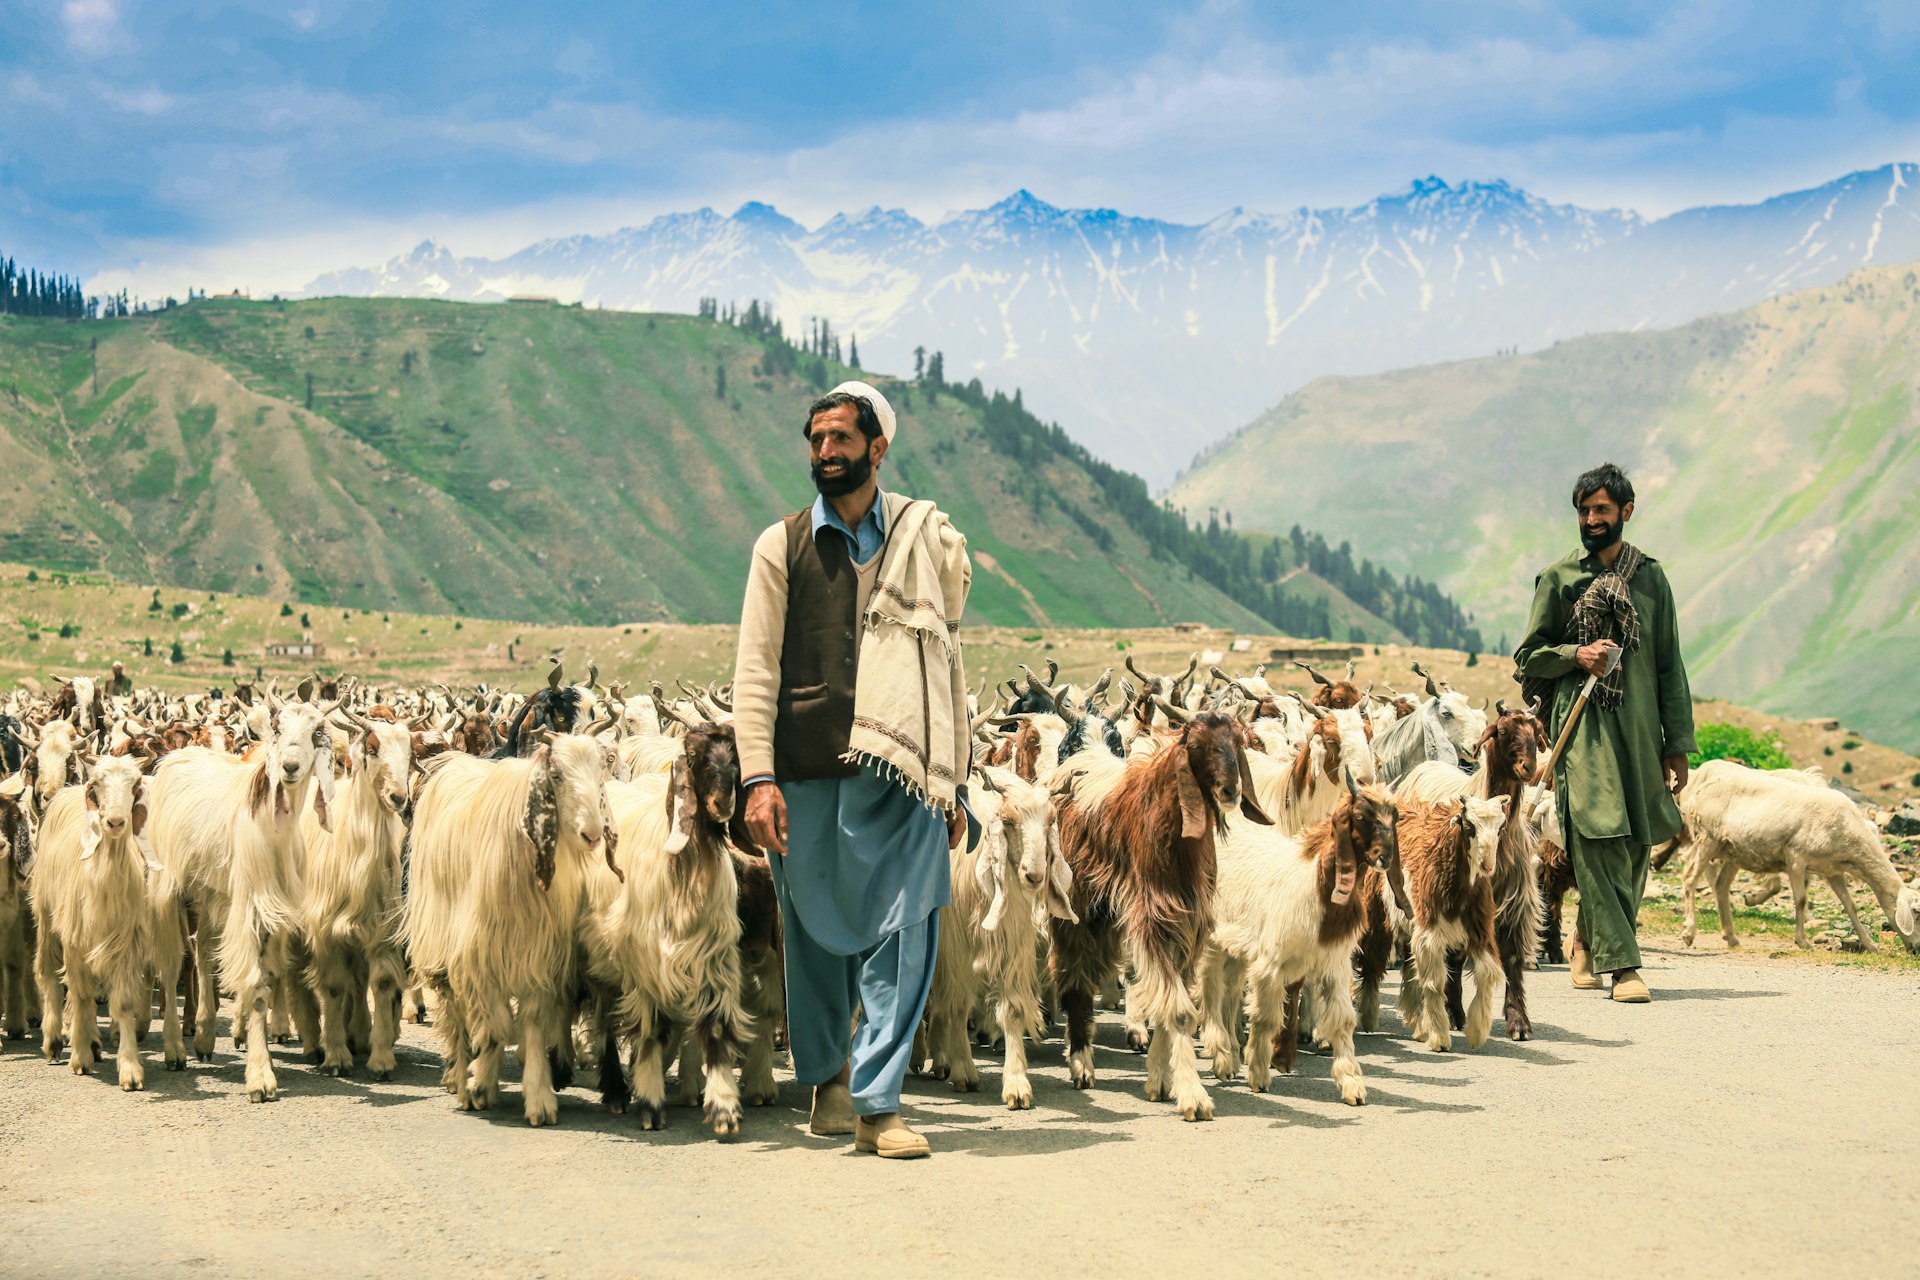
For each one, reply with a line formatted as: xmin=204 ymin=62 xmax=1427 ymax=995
xmin=0 ymin=653 xmax=1914 ymax=1132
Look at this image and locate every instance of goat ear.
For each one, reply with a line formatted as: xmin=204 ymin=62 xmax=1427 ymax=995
xmin=1044 ymin=823 xmax=1079 ymax=923
xmin=978 ymin=837 xmax=1009 ymax=933
xmin=1174 ymin=752 xmax=1209 ymax=839
xmin=313 ymin=753 xmax=337 ymax=834
xmin=599 ymin=785 xmax=625 ymax=883
xmin=522 ymin=746 xmax=559 ymax=891
xmin=662 ymin=756 xmax=694 ymax=856
xmin=1235 ymin=745 xmax=1272 ymax=826
xmin=80 ymin=808 xmax=104 ymax=861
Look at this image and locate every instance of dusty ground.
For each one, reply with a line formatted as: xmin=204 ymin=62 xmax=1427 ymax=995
xmin=3 ymin=939 xmax=1916 ymax=1279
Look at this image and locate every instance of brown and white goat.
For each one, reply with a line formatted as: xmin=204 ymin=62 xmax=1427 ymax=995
xmin=1197 ymin=772 xmax=1402 ymax=1104
xmin=1278 ymin=707 xmax=1375 ymax=835
xmin=1390 ymin=794 xmax=1511 ymax=1051
xmin=1396 ymin=703 xmax=1551 ymax=1040
xmin=0 ymin=794 xmax=37 ymax=1040
xmin=1049 ymin=709 xmax=1270 ymax=1121
xmin=582 ymin=723 xmax=752 ymax=1137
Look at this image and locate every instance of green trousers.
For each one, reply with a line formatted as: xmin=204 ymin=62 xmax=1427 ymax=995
xmin=1569 ymin=829 xmax=1651 ymax=974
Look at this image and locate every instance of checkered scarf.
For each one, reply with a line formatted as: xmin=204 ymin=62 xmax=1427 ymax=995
xmin=1568 ymin=542 xmax=1645 ymax=711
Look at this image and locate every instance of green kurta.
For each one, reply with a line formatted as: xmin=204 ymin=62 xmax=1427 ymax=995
xmin=1515 ymin=550 xmax=1697 ymax=846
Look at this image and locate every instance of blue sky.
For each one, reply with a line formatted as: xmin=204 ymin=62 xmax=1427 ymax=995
xmin=4 ymin=0 xmax=1918 ymax=294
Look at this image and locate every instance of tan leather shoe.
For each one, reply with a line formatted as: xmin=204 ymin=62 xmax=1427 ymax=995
xmin=1611 ymin=969 xmax=1652 ymax=1003
xmin=1570 ymin=946 xmax=1603 ymax=990
xmin=854 ymin=1113 xmax=930 ymax=1159
xmin=809 ymin=1083 xmax=856 ymax=1136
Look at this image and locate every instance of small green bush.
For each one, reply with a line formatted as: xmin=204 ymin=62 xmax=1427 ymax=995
xmin=1842 ymin=738 xmax=1861 ymax=751
xmin=57 ymin=622 xmax=76 ymax=638
xmin=280 ymin=602 xmax=294 ymax=617
xmin=24 ymin=569 xmax=36 ymax=582
xmin=1465 ymin=652 xmax=1479 ymax=667
xmin=170 ymin=602 xmax=188 ymax=620
xmin=168 ymin=641 xmax=184 ymax=664
xmin=1842 ymin=761 xmax=1853 ymax=775
xmin=1688 ymin=722 xmax=1792 ymax=771
xmin=1824 ymin=745 xmax=1835 ymax=756
xmin=222 ymin=648 xmax=234 ymax=667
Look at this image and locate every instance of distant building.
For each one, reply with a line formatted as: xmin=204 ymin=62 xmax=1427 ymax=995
xmin=506 ymin=294 xmax=559 ymax=304
xmin=265 ymin=641 xmax=324 ymax=658
xmin=1267 ymin=644 xmax=1364 ymax=663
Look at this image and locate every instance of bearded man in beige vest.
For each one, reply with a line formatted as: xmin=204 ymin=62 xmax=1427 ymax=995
xmin=733 ymin=381 xmax=973 ymax=1159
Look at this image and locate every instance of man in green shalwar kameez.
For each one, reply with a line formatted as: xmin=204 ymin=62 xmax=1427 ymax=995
xmin=1515 ymin=463 xmax=1695 ymax=1003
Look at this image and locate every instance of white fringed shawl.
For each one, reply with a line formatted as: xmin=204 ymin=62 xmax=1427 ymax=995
xmin=841 ymin=499 xmax=971 ymax=812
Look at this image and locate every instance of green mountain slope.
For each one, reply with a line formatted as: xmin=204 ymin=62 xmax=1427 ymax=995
xmin=0 ymin=298 xmax=1293 ymax=632
xmin=1170 ymin=263 xmax=1920 ymax=750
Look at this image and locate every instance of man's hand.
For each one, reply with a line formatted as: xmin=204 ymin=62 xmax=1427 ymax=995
xmin=947 ymin=803 xmax=967 ymax=852
xmin=744 ymin=781 xmax=788 ymax=856
xmin=1664 ymin=754 xmax=1690 ymax=795
xmin=1575 ymin=640 xmax=1620 ymax=676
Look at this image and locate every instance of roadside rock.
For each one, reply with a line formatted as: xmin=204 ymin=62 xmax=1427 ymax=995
xmin=1885 ymin=801 xmax=1920 ymax=837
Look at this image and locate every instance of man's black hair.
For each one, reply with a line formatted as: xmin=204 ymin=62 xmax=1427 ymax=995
xmin=802 ymin=391 xmax=883 ymax=443
xmin=1572 ymin=462 xmax=1635 ymax=510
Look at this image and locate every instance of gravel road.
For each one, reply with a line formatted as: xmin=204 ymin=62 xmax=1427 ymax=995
xmin=4 ymin=941 xmax=1916 ymax=1278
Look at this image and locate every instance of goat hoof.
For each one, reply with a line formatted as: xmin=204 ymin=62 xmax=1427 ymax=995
xmin=1125 ymin=1030 xmax=1149 ymax=1053
xmin=705 ymin=1103 xmax=743 ymax=1137
xmin=371 ymin=1069 xmax=392 ymax=1083
xmin=324 ymin=1062 xmax=351 ymax=1078
xmin=636 ymin=1102 xmax=665 ymax=1132
xmin=930 ymin=1063 xmax=950 ymax=1081
xmin=1179 ymin=1098 xmax=1214 ymax=1122
xmin=1507 ymin=1022 xmax=1531 ymax=1042
xmin=165 ymin=1056 xmax=185 ymax=1071
xmin=134 ymin=1028 xmax=149 ymax=1044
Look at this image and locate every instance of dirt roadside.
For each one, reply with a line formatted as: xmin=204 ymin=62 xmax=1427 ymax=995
xmin=3 ymin=942 xmax=1916 ymax=1278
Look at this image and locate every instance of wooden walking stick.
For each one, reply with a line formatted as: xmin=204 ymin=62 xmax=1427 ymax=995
xmin=1535 ymin=640 xmax=1622 ymax=784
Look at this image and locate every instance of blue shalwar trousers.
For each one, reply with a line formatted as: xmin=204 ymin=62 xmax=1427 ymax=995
xmin=769 ymin=762 xmax=951 ymax=1116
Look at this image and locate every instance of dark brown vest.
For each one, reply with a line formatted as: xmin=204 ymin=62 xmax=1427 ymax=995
xmin=774 ymin=509 xmax=862 ymax=780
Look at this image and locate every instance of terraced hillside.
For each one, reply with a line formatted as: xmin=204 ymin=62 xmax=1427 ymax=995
xmin=0 ymin=297 xmax=1449 ymax=637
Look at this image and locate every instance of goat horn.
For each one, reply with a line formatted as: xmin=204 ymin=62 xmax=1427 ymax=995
xmin=1344 ymin=764 xmax=1359 ymax=798
xmin=1017 ymin=664 xmax=1047 ymax=694
xmin=1496 ymin=698 xmax=1510 ymax=717
xmin=1293 ymin=660 xmax=1331 ymax=687
xmin=1528 ymin=696 xmax=1545 ymax=720
xmin=1056 ymin=693 xmax=1084 ymax=727
xmin=1151 ymin=695 xmax=1191 ymax=724
xmin=1124 ymin=654 xmax=1157 ymax=685
xmin=1412 ymin=661 xmax=1441 ymax=698
xmin=586 ymin=659 xmax=599 ymax=689
xmin=547 ymin=661 xmax=565 ymax=691
xmin=1088 ymin=668 xmax=1113 ymax=698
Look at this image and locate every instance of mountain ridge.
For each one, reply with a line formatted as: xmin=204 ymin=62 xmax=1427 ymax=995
xmin=299 ymin=165 xmax=1920 ymax=483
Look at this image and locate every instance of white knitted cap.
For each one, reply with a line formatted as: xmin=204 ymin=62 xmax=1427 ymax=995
xmin=826 ymin=379 xmax=896 ymax=442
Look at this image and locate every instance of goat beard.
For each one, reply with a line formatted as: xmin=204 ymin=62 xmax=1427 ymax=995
xmin=811 ymin=449 xmax=873 ymax=498
xmin=1578 ymin=518 xmax=1622 ymax=553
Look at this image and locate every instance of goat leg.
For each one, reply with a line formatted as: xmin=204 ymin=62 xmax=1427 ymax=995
xmin=1444 ymin=953 xmax=1467 ymax=1031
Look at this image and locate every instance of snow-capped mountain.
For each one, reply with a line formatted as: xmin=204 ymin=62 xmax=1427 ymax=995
xmin=301 ymin=164 xmax=1920 ymax=483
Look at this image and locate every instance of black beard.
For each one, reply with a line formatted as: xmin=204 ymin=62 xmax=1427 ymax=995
xmin=811 ymin=450 xmax=872 ymax=497
xmin=1579 ymin=520 xmax=1622 ymax=553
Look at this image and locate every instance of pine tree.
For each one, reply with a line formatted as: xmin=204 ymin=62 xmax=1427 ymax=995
xmin=848 ymin=334 xmax=860 ymax=368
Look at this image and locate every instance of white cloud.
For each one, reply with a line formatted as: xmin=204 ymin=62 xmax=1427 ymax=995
xmin=61 ymin=0 xmax=127 ymax=56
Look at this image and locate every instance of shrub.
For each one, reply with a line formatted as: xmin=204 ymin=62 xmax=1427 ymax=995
xmin=24 ymin=569 xmax=35 ymax=583
xmin=142 ymin=638 xmax=153 ymax=657
xmin=1842 ymin=761 xmax=1853 ymax=775
xmin=1688 ymin=722 xmax=1792 ymax=771
xmin=1465 ymin=652 xmax=1479 ymax=667
xmin=222 ymin=648 xmax=234 ymax=667
xmin=299 ymin=612 xmax=310 ymax=628
xmin=24 ymin=631 xmax=38 ymax=642
xmin=1824 ymin=745 xmax=1835 ymax=756
xmin=1843 ymin=738 xmax=1862 ymax=751
xmin=170 ymin=602 xmax=188 ymax=620
xmin=280 ymin=602 xmax=294 ymax=617
xmin=57 ymin=622 xmax=76 ymax=638
xmin=168 ymin=641 xmax=184 ymax=664
xmin=454 ymin=621 xmax=463 ymax=630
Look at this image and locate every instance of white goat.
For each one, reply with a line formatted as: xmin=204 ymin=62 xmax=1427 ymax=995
xmin=1278 ymin=707 xmax=1375 ymax=834
xmin=299 ymin=714 xmax=416 ymax=1079
xmin=147 ymin=698 xmax=340 ymax=1100
xmin=30 ymin=755 xmax=153 ymax=1089
xmin=1665 ymin=760 xmax=1920 ymax=953
xmin=403 ymin=732 xmax=611 ymax=1126
xmin=930 ymin=768 xmax=1076 ymax=1109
